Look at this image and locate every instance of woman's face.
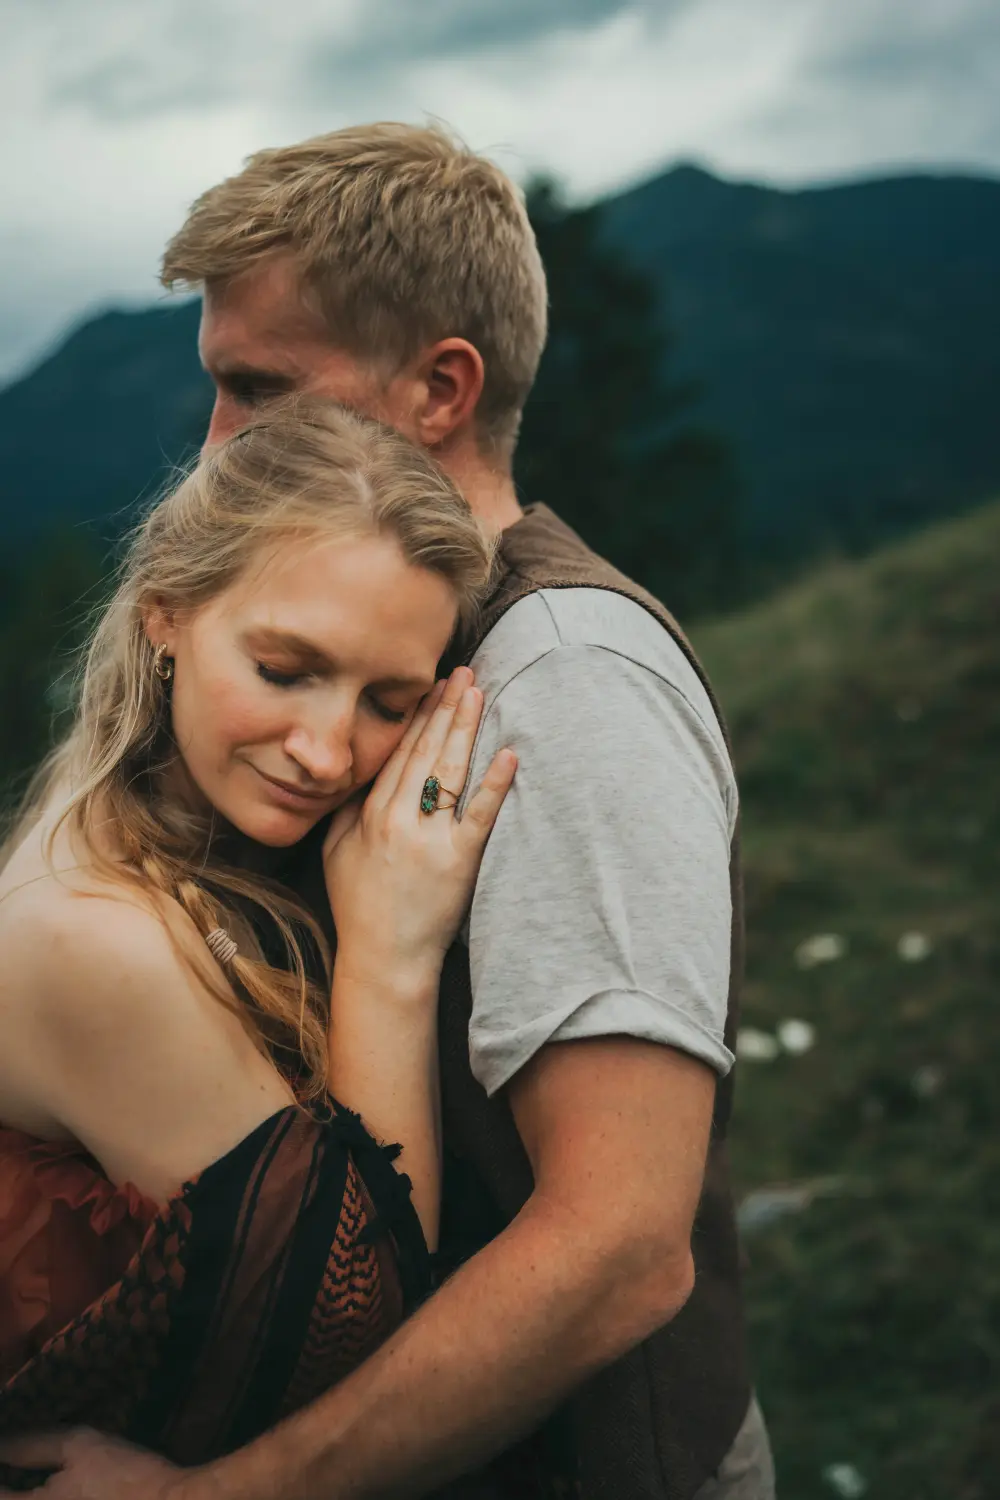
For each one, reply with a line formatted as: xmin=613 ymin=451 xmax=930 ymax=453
xmin=150 ymin=531 xmax=458 ymax=846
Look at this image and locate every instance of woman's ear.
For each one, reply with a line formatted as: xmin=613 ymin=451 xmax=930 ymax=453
xmin=413 ymin=338 xmax=485 ymax=449
xmin=142 ymin=602 xmax=176 ymax=657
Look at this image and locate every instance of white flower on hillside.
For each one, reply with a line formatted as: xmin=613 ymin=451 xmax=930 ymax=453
xmin=795 ymin=933 xmax=846 ymax=969
xmin=736 ymin=1028 xmax=780 ymax=1062
xmin=912 ymin=1064 xmax=943 ymax=1099
xmin=777 ymin=1019 xmax=816 ymax=1055
xmin=737 ymin=1177 xmax=843 ymax=1234
xmin=822 ymin=1462 xmax=867 ymax=1498
xmin=897 ymin=931 xmax=932 ymax=962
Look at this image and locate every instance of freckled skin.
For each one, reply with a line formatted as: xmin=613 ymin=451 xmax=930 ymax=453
xmin=157 ymin=531 xmax=457 ymax=847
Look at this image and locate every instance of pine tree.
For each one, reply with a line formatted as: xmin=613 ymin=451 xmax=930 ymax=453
xmin=516 ymin=179 xmax=745 ymax=619
xmin=0 ymin=532 xmax=105 ymax=809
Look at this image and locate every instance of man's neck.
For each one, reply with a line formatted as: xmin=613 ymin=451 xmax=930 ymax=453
xmin=440 ymin=449 xmax=523 ymax=536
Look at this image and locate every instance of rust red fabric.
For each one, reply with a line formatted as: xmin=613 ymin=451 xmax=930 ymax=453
xmin=0 ymin=1104 xmax=428 ymax=1484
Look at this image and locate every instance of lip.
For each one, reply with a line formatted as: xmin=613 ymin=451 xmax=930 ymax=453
xmin=251 ymin=766 xmax=340 ymax=812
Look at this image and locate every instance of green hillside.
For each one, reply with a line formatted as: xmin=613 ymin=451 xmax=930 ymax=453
xmin=693 ymin=501 xmax=1000 ymax=1498
xmin=1 ymin=500 xmax=996 ymax=1495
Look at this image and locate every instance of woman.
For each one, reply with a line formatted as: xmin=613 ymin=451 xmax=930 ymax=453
xmin=0 ymin=403 xmax=514 ymax=1477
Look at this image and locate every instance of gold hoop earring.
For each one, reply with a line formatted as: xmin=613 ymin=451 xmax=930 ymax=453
xmin=153 ymin=643 xmax=174 ymax=682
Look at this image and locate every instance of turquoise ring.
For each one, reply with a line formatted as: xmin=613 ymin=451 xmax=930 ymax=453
xmin=420 ymin=775 xmax=460 ymax=815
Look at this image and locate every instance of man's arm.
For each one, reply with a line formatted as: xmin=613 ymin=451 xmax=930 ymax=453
xmin=193 ymin=1035 xmax=714 ymax=1500
xmin=185 ymin=627 xmax=731 ymax=1500
xmin=0 ymin=619 xmax=734 ymax=1500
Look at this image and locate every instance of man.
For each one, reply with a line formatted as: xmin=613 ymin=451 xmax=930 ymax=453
xmin=3 ymin=124 xmax=773 ymax=1499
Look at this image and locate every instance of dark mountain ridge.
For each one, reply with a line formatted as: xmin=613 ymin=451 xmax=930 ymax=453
xmin=1 ymin=163 xmax=999 ymax=569
xmin=601 ymin=166 xmax=1000 ymax=552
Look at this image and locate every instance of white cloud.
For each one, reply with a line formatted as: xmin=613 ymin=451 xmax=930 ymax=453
xmin=2 ymin=0 xmax=998 ymax=381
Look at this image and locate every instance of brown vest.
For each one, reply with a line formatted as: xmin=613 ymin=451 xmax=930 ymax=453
xmin=434 ymin=504 xmax=750 ymax=1500
xmin=280 ymin=504 xmax=750 ymax=1499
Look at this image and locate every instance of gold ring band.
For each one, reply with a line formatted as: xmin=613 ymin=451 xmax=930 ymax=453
xmin=420 ymin=775 xmax=462 ymax=815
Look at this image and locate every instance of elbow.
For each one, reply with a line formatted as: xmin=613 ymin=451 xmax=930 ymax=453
xmin=619 ymin=1242 xmax=695 ymax=1344
xmin=647 ymin=1246 xmax=696 ymax=1328
xmin=586 ymin=1234 xmax=696 ymax=1362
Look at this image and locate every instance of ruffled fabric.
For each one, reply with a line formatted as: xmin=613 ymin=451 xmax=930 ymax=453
xmin=0 ymin=1127 xmax=158 ymax=1382
xmin=0 ymin=1104 xmax=431 ymax=1479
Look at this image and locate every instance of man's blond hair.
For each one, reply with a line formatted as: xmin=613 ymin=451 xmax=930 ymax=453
xmin=162 ymin=122 xmax=549 ymax=457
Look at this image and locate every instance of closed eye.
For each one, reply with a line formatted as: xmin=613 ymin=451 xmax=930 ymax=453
xmin=258 ymin=665 xmax=408 ymax=721
xmin=257 ymin=662 xmax=308 ymax=689
xmin=220 ymin=373 xmax=295 ymax=408
xmin=365 ymin=691 xmax=408 ymax=725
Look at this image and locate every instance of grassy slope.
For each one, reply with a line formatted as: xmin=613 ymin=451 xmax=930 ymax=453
xmin=692 ymin=501 xmax=1000 ymax=1499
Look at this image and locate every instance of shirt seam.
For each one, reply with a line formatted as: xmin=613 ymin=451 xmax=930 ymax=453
xmin=481 ymin=637 xmax=731 ymax=768
xmin=537 ymin=590 xmax=569 ymax=647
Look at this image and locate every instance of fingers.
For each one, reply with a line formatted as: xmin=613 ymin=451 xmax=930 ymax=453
xmin=0 ymin=1428 xmax=70 ymax=1469
xmin=458 ymin=748 xmax=517 ymax=846
xmin=429 ymin=683 xmax=486 ymax=809
xmin=396 ymin=667 xmax=476 ymax=807
xmin=368 ymin=676 xmax=447 ymax=806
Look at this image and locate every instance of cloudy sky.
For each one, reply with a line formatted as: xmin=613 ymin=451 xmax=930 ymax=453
xmin=2 ymin=0 xmax=998 ymax=382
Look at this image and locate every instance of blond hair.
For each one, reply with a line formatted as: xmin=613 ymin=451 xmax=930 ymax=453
xmin=162 ymin=122 xmax=548 ymax=456
xmin=4 ymin=402 xmax=494 ymax=1102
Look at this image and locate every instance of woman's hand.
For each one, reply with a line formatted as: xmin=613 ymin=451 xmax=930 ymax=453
xmin=0 ymin=1428 xmax=189 ymax=1500
xmin=323 ymin=666 xmax=516 ymax=994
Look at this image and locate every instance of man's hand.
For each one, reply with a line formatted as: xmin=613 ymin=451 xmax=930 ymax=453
xmin=168 ymin=1036 xmax=714 ymax=1500
xmin=0 ymin=1429 xmax=196 ymax=1500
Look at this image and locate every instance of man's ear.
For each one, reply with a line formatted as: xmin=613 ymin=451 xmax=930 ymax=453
xmin=412 ymin=338 xmax=485 ymax=449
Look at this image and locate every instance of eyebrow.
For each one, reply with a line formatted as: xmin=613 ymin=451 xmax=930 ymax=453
xmin=248 ymin=628 xmax=434 ymax=691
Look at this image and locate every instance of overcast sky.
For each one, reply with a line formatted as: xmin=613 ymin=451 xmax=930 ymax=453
xmin=2 ymin=0 xmax=998 ymax=383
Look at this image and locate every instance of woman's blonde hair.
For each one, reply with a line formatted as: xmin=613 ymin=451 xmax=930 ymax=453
xmin=4 ymin=402 xmax=495 ymax=1102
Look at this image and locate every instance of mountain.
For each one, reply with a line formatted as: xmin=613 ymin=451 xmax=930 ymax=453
xmin=602 ymin=165 xmax=1000 ymax=554
xmin=0 ymin=299 xmax=211 ymax=541
xmin=691 ymin=499 xmax=1000 ymax=1497
xmin=1 ymin=165 xmax=999 ymax=565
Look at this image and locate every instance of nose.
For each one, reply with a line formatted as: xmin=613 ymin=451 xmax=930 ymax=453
xmin=203 ymin=395 xmax=242 ymax=453
xmin=283 ymin=710 xmax=355 ymax=790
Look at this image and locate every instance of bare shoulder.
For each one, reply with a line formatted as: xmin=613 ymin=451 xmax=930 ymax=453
xmin=0 ymin=873 xmax=295 ymax=1199
xmin=2 ymin=873 xmax=202 ymax=1034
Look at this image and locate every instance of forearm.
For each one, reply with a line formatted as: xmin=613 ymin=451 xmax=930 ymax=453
xmin=327 ymin=959 xmax=441 ymax=1249
xmin=193 ymin=1194 xmax=692 ymax=1500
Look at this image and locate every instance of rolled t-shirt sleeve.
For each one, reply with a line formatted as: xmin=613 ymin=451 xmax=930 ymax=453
xmin=462 ymin=623 xmax=737 ymax=1098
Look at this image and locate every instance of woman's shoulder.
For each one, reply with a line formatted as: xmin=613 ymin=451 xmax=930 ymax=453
xmin=0 ymin=863 xmax=294 ymax=1196
xmin=0 ymin=876 xmax=151 ymax=1138
xmin=1 ymin=864 xmax=193 ymax=1020
xmin=1 ymin=807 xmax=176 ymax=983
xmin=0 ymin=874 xmax=192 ymax=1119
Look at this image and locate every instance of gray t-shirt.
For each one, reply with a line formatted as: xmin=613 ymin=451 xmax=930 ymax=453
xmin=459 ymin=587 xmax=737 ymax=1097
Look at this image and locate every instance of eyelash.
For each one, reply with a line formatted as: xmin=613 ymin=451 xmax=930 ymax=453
xmin=256 ymin=663 xmax=305 ymax=689
xmin=370 ymin=698 xmax=408 ymax=725
xmin=255 ymin=663 xmax=407 ymax=724
xmin=224 ymin=378 xmax=282 ymax=408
